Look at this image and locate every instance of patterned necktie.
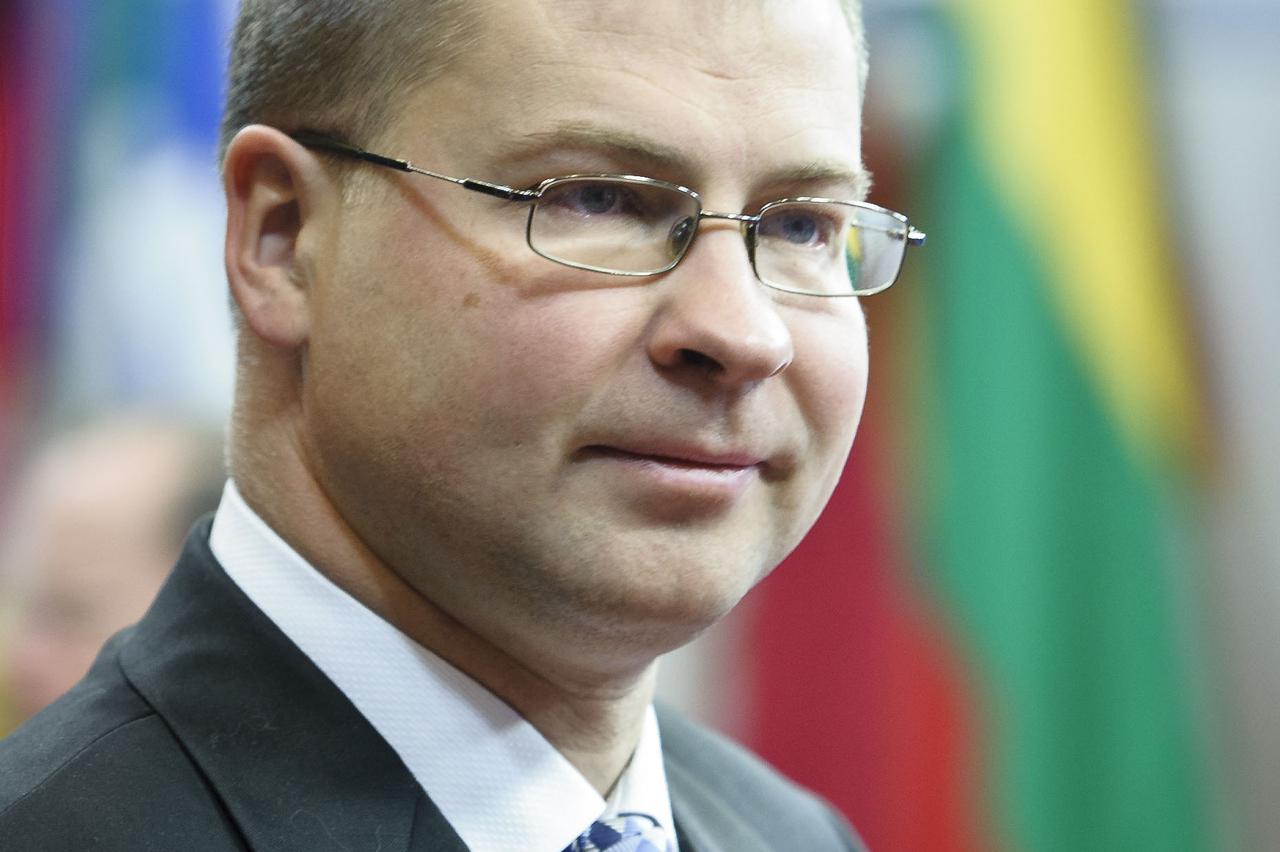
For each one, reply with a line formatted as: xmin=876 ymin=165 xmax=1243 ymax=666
xmin=562 ymin=812 xmax=673 ymax=852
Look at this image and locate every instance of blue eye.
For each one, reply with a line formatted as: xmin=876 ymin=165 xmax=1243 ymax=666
xmin=546 ymin=182 xmax=632 ymax=216
xmin=573 ymin=184 xmax=620 ymax=214
xmin=760 ymin=211 xmax=826 ymax=246
xmin=783 ymin=214 xmax=818 ymax=244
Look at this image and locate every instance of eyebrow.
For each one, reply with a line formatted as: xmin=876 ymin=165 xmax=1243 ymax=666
xmin=490 ymin=122 xmax=873 ymax=200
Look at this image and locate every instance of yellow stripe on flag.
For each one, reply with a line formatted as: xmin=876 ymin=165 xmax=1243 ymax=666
xmin=954 ymin=0 xmax=1203 ymax=467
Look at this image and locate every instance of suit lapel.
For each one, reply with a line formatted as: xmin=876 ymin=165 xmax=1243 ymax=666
xmin=664 ymin=749 xmax=774 ymax=852
xmin=120 ymin=522 xmax=467 ymax=852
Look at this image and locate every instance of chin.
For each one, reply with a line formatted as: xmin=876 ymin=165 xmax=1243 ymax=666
xmin=576 ymin=540 xmax=774 ymax=638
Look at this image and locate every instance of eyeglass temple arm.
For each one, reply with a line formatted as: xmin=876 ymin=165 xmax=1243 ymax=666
xmin=289 ymin=131 xmax=538 ymax=202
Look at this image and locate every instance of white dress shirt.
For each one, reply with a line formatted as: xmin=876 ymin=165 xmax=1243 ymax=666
xmin=209 ymin=480 xmax=678 ymax=852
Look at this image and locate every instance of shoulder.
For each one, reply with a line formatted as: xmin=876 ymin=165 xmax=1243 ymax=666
xmin=657 ymin=706 xmax=866 ymax=851
xmin=0 ymin=632 xmax=243 ymax=850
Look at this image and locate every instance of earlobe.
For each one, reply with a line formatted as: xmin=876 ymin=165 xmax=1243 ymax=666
xmin=224 ymin=125 xmax=327 ymax=350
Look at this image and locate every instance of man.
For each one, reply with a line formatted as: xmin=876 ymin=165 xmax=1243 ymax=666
xmin=0 ymin=0 xmax=923 ymax=849
xmin=0 ymin=413 xmax=224 ymax=724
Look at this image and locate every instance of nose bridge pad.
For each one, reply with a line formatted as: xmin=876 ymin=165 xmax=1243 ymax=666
xmin=667 ymin=215 xmax=696 ymax=261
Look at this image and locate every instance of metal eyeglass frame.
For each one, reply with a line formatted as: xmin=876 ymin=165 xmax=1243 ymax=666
xmin=289 ymin=130 xmax=927 ymax=297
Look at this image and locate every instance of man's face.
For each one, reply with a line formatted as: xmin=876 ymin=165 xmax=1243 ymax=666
xmin=301 ymin=0 xmax=869 ymax=660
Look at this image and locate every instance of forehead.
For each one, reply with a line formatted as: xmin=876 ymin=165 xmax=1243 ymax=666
xmin=396 ymin=0 xmax=865 ymax=192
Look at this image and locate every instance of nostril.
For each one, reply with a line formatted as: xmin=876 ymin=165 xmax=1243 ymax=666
xmin=678 ymin=348 xmax=722 ymax=373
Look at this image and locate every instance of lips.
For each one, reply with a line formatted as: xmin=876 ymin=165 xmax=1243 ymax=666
xmin=581 ymin=444 xmax=765 ymax=471
xmin=572 ymin=438 xmax=776 ymax=513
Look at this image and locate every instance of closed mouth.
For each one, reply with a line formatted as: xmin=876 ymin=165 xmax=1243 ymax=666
xmin=581 ymin=445 xmax=763 ymax=471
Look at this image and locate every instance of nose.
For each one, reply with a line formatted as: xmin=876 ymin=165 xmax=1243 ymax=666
xmin=645 ymin=227 xmax=794 ymax=387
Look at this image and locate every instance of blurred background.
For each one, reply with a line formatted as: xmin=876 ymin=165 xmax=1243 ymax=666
xmin=0 ymin=1 xmax=1275 ymax=850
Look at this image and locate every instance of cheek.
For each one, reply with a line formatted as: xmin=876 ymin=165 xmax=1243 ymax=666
xmin=468 ymin=298 xmax=641 ymax=424
xmin=312 ymin=240 xmax=637 ymax=470
xmin=426 ymin=252 xmax=659 ymax=442
xmin=794 ymin=305 xmax=870 ymax=454
xmin=775 ymin=306 xmax=869 ymax=547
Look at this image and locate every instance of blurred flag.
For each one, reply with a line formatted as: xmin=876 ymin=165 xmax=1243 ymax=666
xmin=1 ymin=4 xmax=37 ymax=477
xmin=744 ymin=2 xmax=1219 ymax=851
xmin=6 ymin=0 xmax=235 ymax=434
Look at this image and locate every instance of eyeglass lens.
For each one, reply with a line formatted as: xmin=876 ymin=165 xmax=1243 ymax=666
xmin=528 ymin=177 xmax=908 ymax=295
xmin=755 ymin=201 xmax=907 ymax=296
xmin=529 ymin=177 xmax=700 ymax=276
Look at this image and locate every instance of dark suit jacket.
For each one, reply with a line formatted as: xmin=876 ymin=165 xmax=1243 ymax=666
xmin=0 ymin=520 xmax=864 ymax=851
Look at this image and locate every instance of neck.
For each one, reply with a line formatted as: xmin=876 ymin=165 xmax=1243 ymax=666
xmin=229 ymin=412 xmax=655 ymax=794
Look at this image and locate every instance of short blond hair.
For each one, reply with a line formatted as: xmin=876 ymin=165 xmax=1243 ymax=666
xmin=218 ymin=0 xmax=866 ymax=164
xmin=218 ymin=0 xmax=478 ymax=163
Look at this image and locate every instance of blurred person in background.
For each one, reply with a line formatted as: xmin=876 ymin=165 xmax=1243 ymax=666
xmin=0 ymin=413 xmax=224 ymax=726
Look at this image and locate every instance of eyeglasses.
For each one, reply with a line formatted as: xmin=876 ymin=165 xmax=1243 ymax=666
xmin=291 ymin=131 xmax=925 ymax=297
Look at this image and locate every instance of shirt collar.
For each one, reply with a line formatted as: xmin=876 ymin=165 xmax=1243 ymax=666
xmin=209 ymin=480 xmax=676 ymax=852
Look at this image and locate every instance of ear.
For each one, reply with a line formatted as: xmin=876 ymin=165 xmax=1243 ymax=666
xmin=223 ymin=125 xmax=332 ymax=350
